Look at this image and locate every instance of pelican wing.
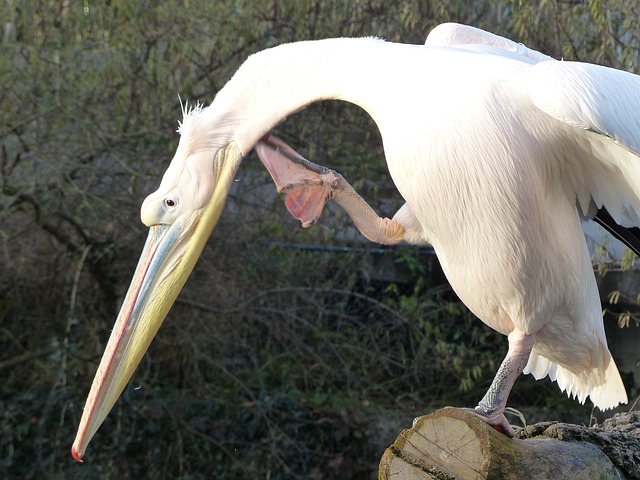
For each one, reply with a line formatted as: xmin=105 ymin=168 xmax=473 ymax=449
xmin=529 ymin=60 xmax=640 ymax=230
xmin=425 ymin=22 xmax=553 ymax=63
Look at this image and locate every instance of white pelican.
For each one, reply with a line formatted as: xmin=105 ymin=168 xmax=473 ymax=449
xmin=72 ymin=23 xmax=640 ymax=461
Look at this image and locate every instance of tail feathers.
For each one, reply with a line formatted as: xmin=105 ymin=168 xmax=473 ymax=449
xmin=524 ymin=351 xmax=628 ymax=410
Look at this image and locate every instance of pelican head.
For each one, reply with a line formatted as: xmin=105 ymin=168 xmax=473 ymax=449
xmin=71 ymin=106 xmax=243 ymax=461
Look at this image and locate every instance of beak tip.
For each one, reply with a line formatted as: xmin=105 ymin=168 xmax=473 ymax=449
xmin=71 ymin=445 xmax=84 ymax=463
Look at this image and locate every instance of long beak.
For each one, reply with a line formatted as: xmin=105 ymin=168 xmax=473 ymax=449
xmin=71 ymin=142 xmax=242 ymax=461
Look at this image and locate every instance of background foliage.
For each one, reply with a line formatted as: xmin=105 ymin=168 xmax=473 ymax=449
xmin=1 ymin=1 xmax=639 ymax=478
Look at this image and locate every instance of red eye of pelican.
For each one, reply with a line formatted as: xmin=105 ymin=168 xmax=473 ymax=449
xmin=164 ymin=198 xmax=177 ymax=208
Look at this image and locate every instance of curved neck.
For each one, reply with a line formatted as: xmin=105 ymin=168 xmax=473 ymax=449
xmin=208 ymin=37 xmax=392 ymax=154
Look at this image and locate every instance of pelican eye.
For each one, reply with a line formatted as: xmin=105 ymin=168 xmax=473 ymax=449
xmin=164 ymin=198 xmax=177 ymax=208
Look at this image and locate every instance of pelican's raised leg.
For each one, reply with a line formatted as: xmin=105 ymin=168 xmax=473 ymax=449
xmin=255 ymin=135 xmax=405 ymax=245
xmin=473 ymin=330 xmax=535 ymax=436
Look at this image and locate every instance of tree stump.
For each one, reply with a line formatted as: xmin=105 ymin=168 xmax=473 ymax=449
xmin=379 ymin=407 xmax=639 ymax=480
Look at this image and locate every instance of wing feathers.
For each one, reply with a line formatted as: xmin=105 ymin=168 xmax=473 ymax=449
xmin=594 ymin=207 xmax=640 ymax=257
xmin=529 ymin=61 xmax=640 ymax=153
xmin=529 ymin=61 xmax=640 ymax=229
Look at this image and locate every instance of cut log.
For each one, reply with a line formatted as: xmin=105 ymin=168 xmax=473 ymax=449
xmin=378 ymin=407 xmax=637 ymax=480
xmin=517 ymin=411 xmax=640 ymax=479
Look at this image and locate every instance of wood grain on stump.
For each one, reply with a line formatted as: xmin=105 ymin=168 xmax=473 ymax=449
xmin=379 ymin=407 xmax=627 ymax=480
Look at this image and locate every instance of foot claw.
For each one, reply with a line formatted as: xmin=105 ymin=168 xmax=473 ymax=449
xmin=464 ymin=407 xmax=516 ymax=437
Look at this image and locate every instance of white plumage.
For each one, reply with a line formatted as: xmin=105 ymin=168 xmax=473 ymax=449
xmin=72 ymin=23 xmax=638 ymax=460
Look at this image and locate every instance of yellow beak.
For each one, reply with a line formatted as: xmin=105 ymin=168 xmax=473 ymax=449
xmin=72 ymin=142 xmax=241 ymax=461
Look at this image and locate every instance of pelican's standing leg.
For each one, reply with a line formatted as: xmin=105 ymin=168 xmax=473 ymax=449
xmin=473 ymin=330 xmax=535 ymax=436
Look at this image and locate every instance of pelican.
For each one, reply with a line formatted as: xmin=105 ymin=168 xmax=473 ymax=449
xmin=72 ymin=23 xmax=640 ymax=461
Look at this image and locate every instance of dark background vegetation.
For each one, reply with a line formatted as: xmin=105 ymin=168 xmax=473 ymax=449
xmin=1 ymin=1 xmax=640 ymax=478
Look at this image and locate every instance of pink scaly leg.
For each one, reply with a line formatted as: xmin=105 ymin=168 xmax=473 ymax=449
xmin=473 ymin=329 xmax=535 ymax=436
